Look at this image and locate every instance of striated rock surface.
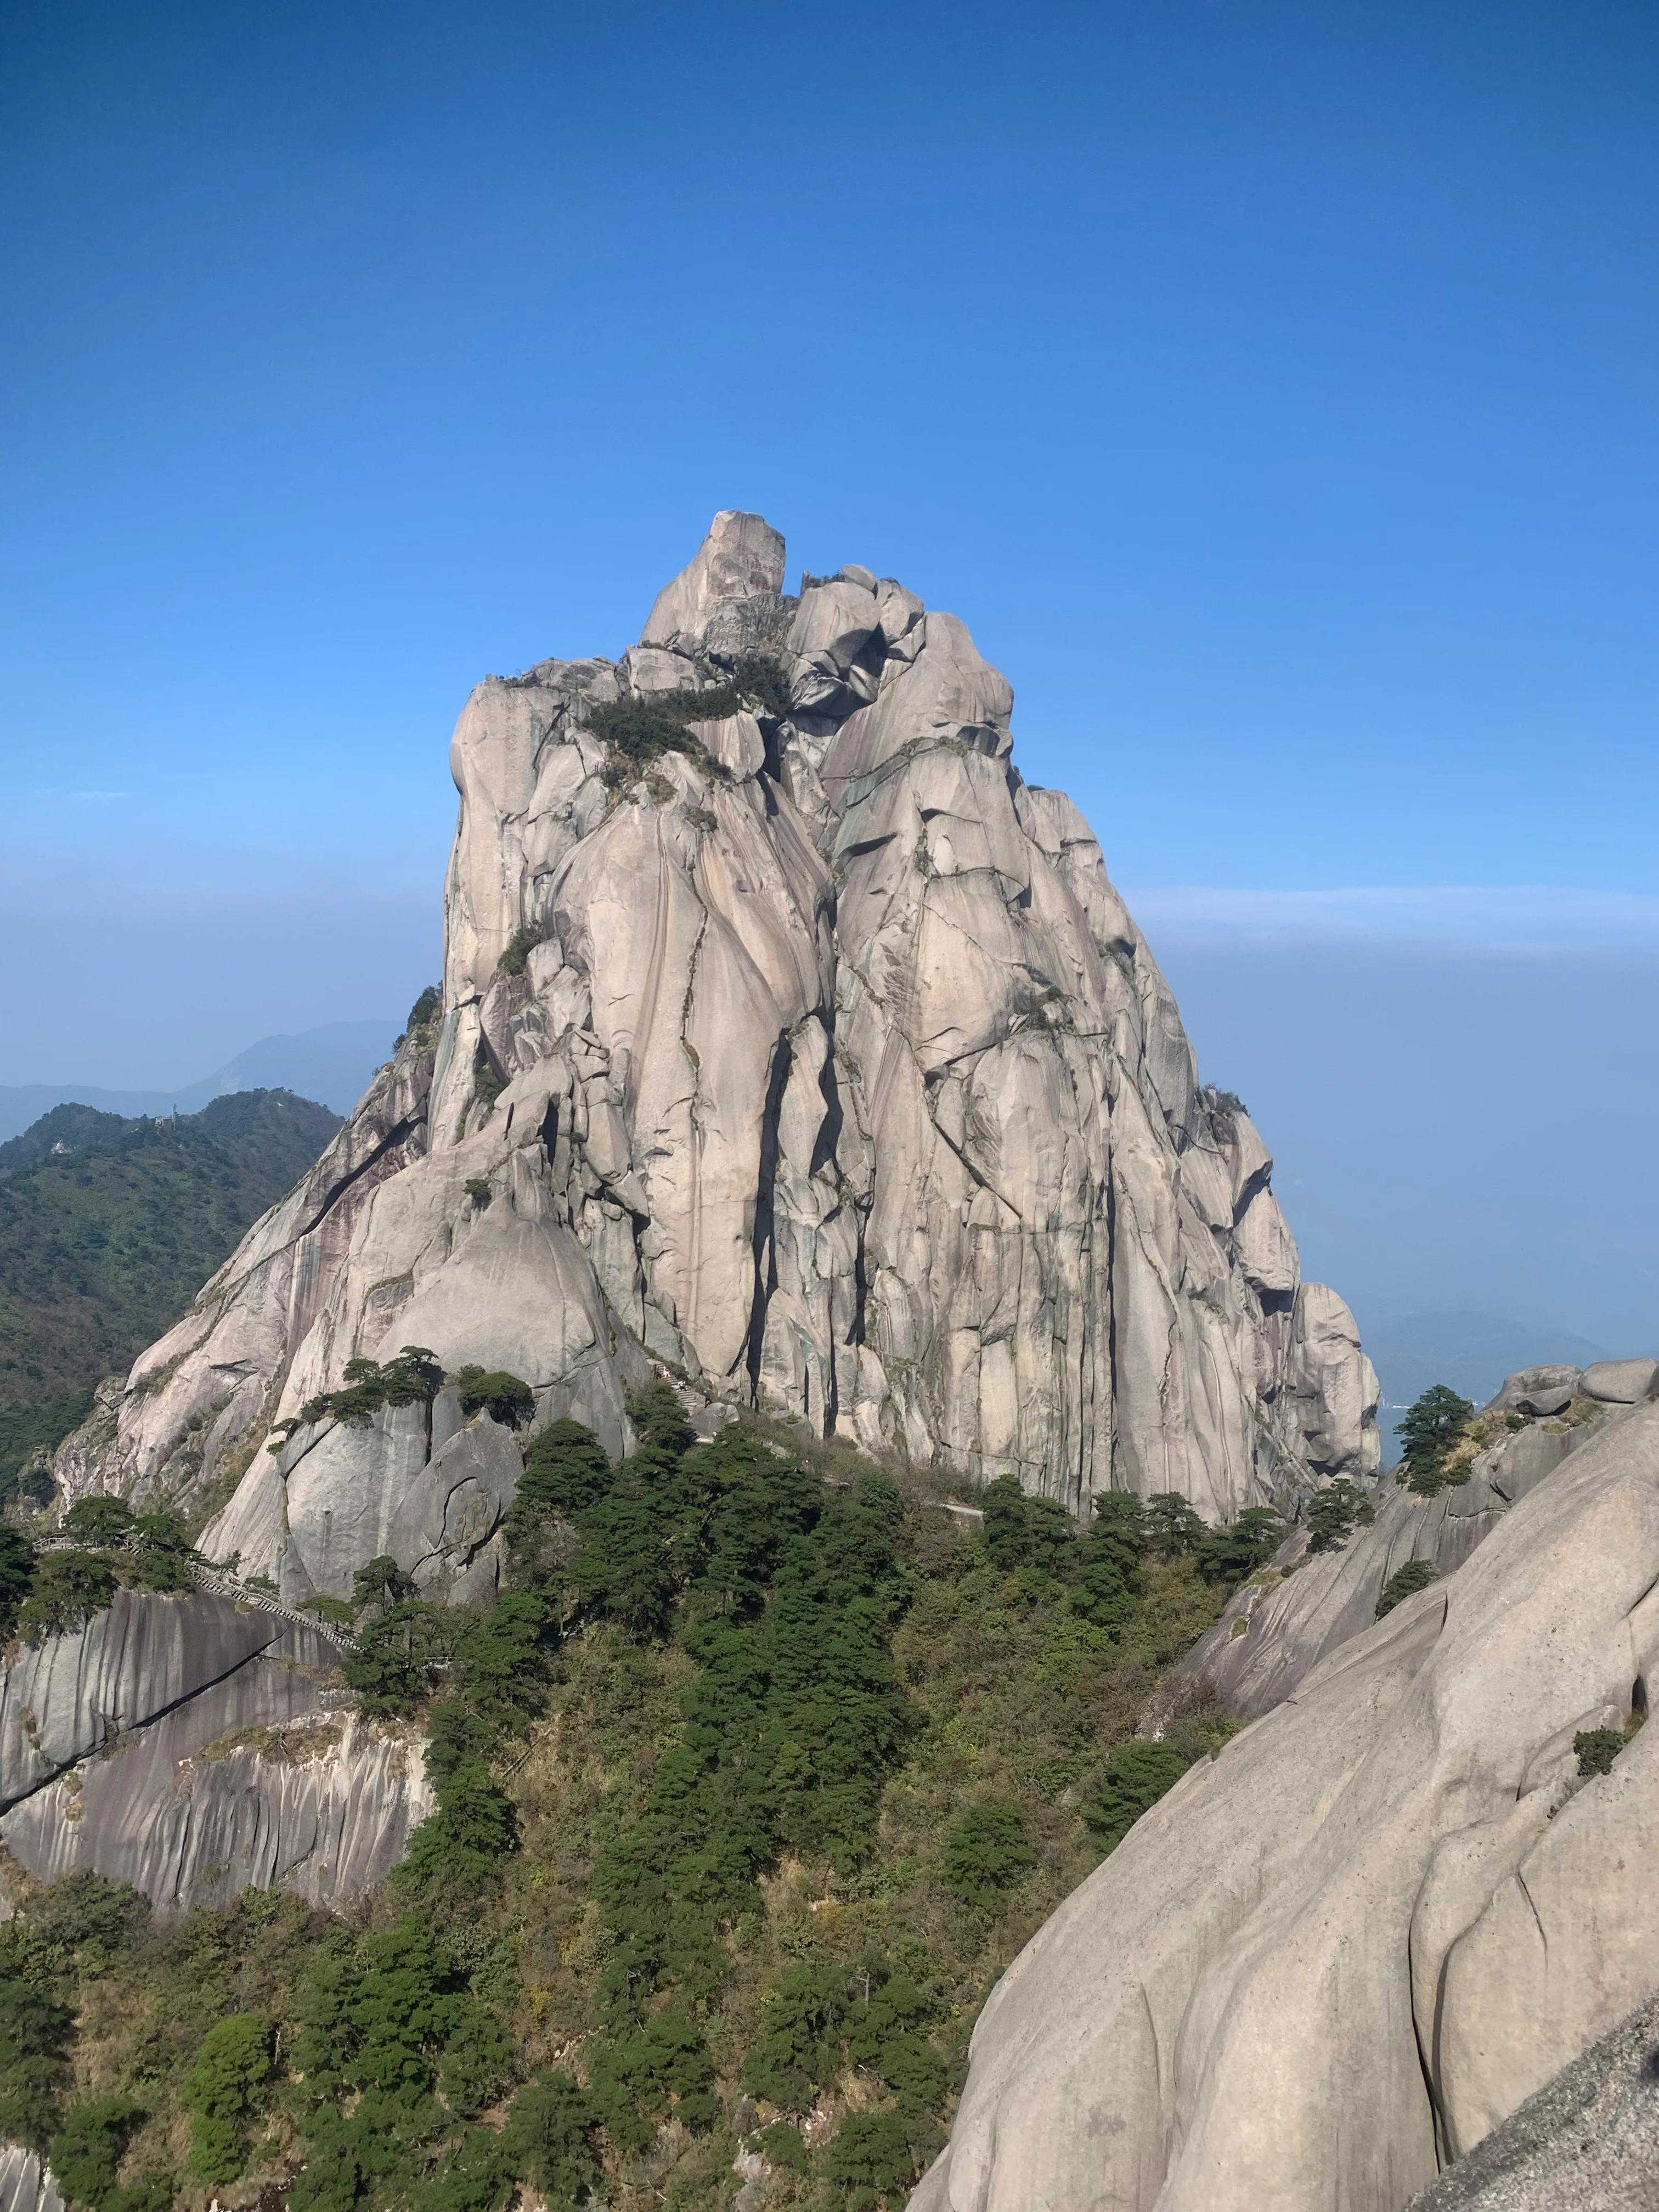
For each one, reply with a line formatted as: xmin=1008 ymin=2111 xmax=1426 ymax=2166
xmin=911 ymin=1402 xmax=1659 ymax=2212
xmin=0 ymin=2149 xmax=60 ymax=2212
xmin=57 ymin=511 xmax=1376 ymax=1563
xmin=3 ymin=1710 xmax=429 ymax=1915
xmin=0 ymin=1588 xmax=331 ymax=1809
xmin=0 ymin=1590 xmax=430 ymax=1914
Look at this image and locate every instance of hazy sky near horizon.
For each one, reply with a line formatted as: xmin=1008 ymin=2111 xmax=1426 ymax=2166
xmin=3 ymin=0 xmax=1657 ymax=1344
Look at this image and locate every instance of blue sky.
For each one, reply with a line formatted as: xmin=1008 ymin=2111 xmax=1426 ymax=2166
xmin=3 ymin=0 xmax=1657 ymax=1358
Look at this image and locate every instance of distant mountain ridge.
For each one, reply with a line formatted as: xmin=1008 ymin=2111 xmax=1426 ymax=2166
xmin=0 ymin=1020 xmax=399 ymax=1139
xmin=0 ymin=1088 xmax=341 ymax=1502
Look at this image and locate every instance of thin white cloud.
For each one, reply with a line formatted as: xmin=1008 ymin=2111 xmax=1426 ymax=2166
xmin=1119 ymin=885 xmax=1659 ymax=953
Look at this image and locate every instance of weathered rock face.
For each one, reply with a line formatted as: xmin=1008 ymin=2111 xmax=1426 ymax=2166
xmin=910 ymin=1401 xmax=1659 ymax=2212
xmin=202 ymin=1386 xmax=523 ymax=1607
xmin=1184 ymin=1391 xmax=1630 ymax=1720
xmin=1404 ymin=1990 xmax=1659 ymax=2212
xmin=57 ymin=511 xmax=1376 ymax=1557
xmin=0 ymin=1591 xmax=430 ymax=1915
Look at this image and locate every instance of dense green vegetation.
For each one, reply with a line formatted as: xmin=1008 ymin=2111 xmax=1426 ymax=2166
xmin=0 ymin=1396 xmax=91 ymax=1510
xmin=1573 ymin=1725 xmax=1628 ymax=1779
xmin=0 ymin=1496 xmax=205 ymax=1645
xmin=0 ymin=1090 xmax=341 ymax=1502
xmin=1306 ymin=1478 xmax=1374 ymax=1553
xmin=6 ymin=1395 xmax=1267 ymax=2212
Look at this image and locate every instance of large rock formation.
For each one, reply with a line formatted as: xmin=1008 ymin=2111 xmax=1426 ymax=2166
xmin=0 ymin=1590 xmax=430 ymax=1914
xmin=910 ymin=1400 xmax=1659 ymax=2212
xmin=55 ymin=512 xmax=1376 ymax=1588
xmin=0 ymin=2148 xmax=60 ymax=2212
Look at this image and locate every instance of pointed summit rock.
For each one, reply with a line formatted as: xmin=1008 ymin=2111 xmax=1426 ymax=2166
xmin=641 ymin=507 xmax=787 ymax=650
xmin=55 ymin=514 xmax=1378 ymax=1605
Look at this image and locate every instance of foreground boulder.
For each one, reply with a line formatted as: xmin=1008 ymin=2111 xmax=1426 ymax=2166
xmin=55 ymin=512 xmax=1376 ymax=1583
xmin=911 ymin=1402 xmax=1659 ymax=2212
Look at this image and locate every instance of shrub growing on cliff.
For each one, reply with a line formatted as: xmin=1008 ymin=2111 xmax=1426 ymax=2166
xmin=822 ymin=2105 xmax=938 ymax=2209
xmin=180 ymin=2012 xmax=273 ymax=2180
xmin=1574 ymin=1725 xmax=1626 ymax=1779
xmin=0 ymin=1965 xmax=71 ymax=2148
xmin=1085 ymin=1737 xmax=1195 ymax=1854
xmin=1375 ymin=1558 xmax=1437 ymax=1618
xmin=61 ymin=1495 xmax=133 ymax=1547
xmin=452 ymin=1365 xmax=534 ymax=1429
xmin=18 ymin=1549 xmax=117 ymax=1642
xmin=583 ymin=654 xmax=791 ymax=781
xmin=402 ymin=985 xmax=442 ymax=1045
xmin=1144 ymin=1493 xmax=1207 ymax=1559
xmin=1397 ymin=1385 xmax=1474 ymax=1495
xmin=341 ymin=1599 xmax=458 ymax=1711
xmin=1307 ymin=1479 xmax=1375 ymax=1554
xmin=287 ymin=1920 xmax=513 ymax=2212
xmin=980 ymin=1475 xmax=1075 ymax=1577
xmin=48 ymin=2095 xmax=167 ymax=2212
xmin=1195 ymin=1506 xmax=1284 ymax=1587
xmin=0 ymin=1522 xmax=36 ymax=1641
xmin=496 ymin=922 xmax=551 ymax=977
xmin=301 ymin=1347 xmax=444 ymax=1427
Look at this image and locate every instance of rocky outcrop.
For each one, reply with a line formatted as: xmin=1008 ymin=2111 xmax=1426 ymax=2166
xmin=201 ymin=1386 xmax=524 ymax=1606
xmin=53 ymin=1048 xmax=435 ymax=1518
xmin=0 ymin=1591 xmax=430 ymax=1914
xmin=0 ymin=2148 xmax=60 ymax=2212
xmin=57 ymin=511 xmax=1376 ymax=1556
xmin=1184 ymin=1389 xmax=1632 ymax=1719
xmin=910 ymin=1401 xmax=1659 ymax=2212
xmin=3 ymin=1711 xmax=429 ymax=1915
xmin=1405 ymin=1990 xmax=1659 ymax=2211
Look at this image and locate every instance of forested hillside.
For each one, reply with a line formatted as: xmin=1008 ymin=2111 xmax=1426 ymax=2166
xmin=0 ymin=1388 xmax=1263 ymax=2212
xmin=0 ymin=1090 xmax=340 ymax=1500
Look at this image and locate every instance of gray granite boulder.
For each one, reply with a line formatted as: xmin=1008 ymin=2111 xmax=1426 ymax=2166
xmin=1183 ymin=1404 xmax=1623 ymax=1722
xmin=911 ymin=1402 xmax=1659 ymax=2212
xmin=202 ymin=1389 xmax=524 ymax=1602
xmin=1582 ymin=1357 xmax=1659 ymax=1403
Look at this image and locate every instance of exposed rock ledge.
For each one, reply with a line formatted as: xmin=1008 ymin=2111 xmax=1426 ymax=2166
xmin=1405 ymin=1989 xmax=1659 ymax=2211
xmin=911 ymin=1402 xmax=1659 ymax=2212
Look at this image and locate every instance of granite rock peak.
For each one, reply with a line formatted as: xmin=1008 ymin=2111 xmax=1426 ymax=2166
xmin=57 ymin=514 xmax=1379 ymax=1599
